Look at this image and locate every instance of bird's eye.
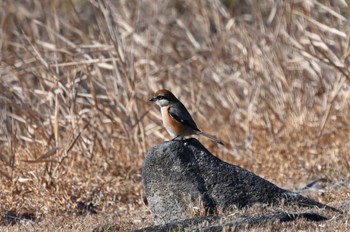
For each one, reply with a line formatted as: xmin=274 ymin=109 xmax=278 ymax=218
xmin=157 ymin=96 xmax=164 ymax=100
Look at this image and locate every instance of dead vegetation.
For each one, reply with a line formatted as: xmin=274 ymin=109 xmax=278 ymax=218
xmin=0 ymin=0 xmax=349 ymax=231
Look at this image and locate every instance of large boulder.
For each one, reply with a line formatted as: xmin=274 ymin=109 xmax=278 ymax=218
xmin=142 ymin=139 xmax=339 ymax=225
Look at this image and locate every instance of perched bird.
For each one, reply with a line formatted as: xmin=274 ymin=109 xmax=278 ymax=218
xmin=150 ymin=89 xmax=224 ymax=145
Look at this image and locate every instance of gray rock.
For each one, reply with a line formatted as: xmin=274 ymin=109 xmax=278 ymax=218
xmin=142 ymin=139 xmax=339 ymax=225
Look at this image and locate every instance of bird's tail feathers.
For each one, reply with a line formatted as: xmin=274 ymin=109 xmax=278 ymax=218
xmin=196 ymin=131 xmax=224 ymax=145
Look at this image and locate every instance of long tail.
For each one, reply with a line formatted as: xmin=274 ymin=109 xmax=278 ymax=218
xmin=196 ymin=131 xmax=224 ymax=145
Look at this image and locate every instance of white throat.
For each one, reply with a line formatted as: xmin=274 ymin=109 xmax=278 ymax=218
xmin=156 ymin=99 xmax=170 ymax=107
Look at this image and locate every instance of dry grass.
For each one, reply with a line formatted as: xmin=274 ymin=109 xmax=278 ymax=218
xmin=0 ymin=0 xmax=349 ymax=231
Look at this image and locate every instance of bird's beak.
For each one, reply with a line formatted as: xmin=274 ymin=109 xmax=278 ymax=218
xmin=149 ymin=97 xmax=156 ymax=102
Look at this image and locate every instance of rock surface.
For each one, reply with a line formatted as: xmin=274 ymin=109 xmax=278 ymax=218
xmin=142 ymin=139 xmax=339 ymax=225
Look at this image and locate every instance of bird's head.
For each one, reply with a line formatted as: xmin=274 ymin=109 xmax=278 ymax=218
xmin=149 ymin=89 xmax=178 ymax=107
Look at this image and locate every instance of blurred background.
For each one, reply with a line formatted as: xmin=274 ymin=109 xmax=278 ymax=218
xmin=0 ymin=0 xmax=349 ymax=230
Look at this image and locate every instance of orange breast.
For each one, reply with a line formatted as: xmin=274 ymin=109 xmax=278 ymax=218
xmin=161 ymin=106 xmax=185 ymax=138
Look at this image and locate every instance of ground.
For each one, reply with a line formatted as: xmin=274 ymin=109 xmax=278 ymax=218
xmin=0 ymin=0 xmax=349 ymax=231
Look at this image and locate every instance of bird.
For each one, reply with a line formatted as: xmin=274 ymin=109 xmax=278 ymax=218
xmin=150 ymin=89 xmax=224 ymax=145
